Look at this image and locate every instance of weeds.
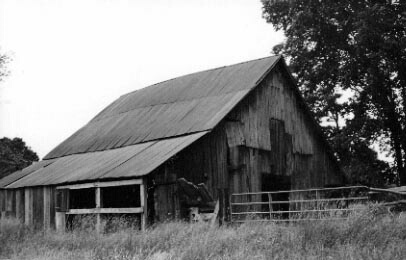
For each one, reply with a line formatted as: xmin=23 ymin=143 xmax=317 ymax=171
xmin=0 ymin=205 xmax=406 ymax=259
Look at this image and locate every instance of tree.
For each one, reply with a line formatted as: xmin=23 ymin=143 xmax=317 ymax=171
xmin=0 ymin=137 xmax=39 ymax=179
xmin=262 ymin=0 xmax=406 ymax=186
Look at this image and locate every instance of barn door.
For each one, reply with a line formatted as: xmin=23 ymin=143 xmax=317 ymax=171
xmin=153 ymin=183 xmax=179 ymax=221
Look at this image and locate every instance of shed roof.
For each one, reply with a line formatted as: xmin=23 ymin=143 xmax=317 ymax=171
xmin=6 ymin=132 xmax=207 ymax=188
xmin=0 ymin=160 xmax=56 ymax=188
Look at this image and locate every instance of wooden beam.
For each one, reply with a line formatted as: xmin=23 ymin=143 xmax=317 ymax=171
xmin=55 ymin=212 xmax=65 ymax=232
xmin=56 ymin=179 xmax=143 ymax=190
xmin=15 ymin=190 xmax=24 ymax=222
xmin=96 ymin=187 xmax=101 ymax=208
xmin=268 ymin=193 xmax=273 ymax=219
xmin=66 ymin=207 xmax=143 ymax=214
xmin=95 ymin=187 xmax=101 ymax=233
xmin=140 ymin=180 xmax=147 ymax=231
xmin=43 ymin=187 xmax=51 ymax=229
xmin=6 ymin=189 xmax=13 ymax=212
xmin=218 ymin=188 xmax=224 ymax=226
xmin=210 ymin=200 xmax=220 ymax=226
xmin=24 ymin=188 xmax=33 ymax=226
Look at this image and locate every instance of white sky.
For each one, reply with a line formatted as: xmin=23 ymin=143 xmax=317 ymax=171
xmin=0 ymin=0 xmax=284 ymax=159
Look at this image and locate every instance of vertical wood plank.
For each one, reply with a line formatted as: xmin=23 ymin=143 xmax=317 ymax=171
xmin=218 ymin=188 xmax=224 ymax=226
xmin=43 ymin=187 xmax=51 ymax=229
xmin=268 ymin=193 xmax=273 ymax=219
xmin=0 ymin=189 xmax=3 ymax=212
xmin=32 ymin=187 xmax=44 ymax=229
xmin=6 ymin=190 xmax=13 ymax=213
xmin=95 ymin=187 xmax=101 ymax=233
xmin=2 ymin=190 xmax=7 ymax=217
xmin=0 ymin=189 xmax=4 ymax=219
xmin=0 ymin=189 xmax=5 ymax=219
xmin=55 ymin=212 xmax=65 ymax=232
xmin=140 ymin=181 xmax=147 ymax=231
xmin=16 ymin=189 xmax=25 ymax=222
xmin=50 ymin=188 xmax=56 ymax=229
xmin=24 ymin=188 xmax=33 ymax=226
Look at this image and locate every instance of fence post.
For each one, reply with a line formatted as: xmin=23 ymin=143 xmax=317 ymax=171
xmin=268 ymin=193 xmax=272 ymax=219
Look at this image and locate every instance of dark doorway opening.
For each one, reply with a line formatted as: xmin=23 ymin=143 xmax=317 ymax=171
xmin=262 ymin=173 xmax=291 ymax=218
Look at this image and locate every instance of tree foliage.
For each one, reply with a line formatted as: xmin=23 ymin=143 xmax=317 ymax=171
xmin=262 ymin=0 xmax=406 ymax=186
xmin=0 ymin=137 xmax=39 ymax=179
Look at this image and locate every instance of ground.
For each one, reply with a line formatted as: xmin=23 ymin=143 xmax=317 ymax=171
xmin=1 ymin=205 xmax=406 ymax=260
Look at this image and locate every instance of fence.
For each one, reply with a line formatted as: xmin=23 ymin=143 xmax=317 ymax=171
xmin=230 ymin=186 xmax=370 ymax=223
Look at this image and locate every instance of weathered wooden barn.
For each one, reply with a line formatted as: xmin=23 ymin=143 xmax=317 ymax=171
xmin=0 ymin=56 xmax=343 ymax=230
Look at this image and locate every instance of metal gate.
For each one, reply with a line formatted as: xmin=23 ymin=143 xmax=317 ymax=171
xmin=230 ymin=186 xmax=370 ymax=223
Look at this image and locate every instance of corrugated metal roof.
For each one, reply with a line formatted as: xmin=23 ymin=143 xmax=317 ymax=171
xmin=7 ymin=132 xmax=207 ymax=188
xmin=44 ymin=56 xmax=281 ymax=159
xmin=0 ymin=160 xmax=56 ymax=188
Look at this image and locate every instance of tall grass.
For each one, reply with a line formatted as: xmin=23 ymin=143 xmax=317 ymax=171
xmin=1 ymin=205 xmax=406 ymax=260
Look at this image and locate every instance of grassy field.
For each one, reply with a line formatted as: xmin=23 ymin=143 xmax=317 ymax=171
xmin=1 ymin=205 xmax=406 ymax=260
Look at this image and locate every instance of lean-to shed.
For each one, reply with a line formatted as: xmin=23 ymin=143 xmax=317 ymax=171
xmin=0 ymin=56 xmax=343 ymax=230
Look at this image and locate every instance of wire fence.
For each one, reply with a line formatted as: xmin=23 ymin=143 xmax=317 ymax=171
xmin=230 ymin=186 xmax=370 ymax=223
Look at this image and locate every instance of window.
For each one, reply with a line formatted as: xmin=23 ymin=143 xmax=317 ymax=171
xmin=69 ymin=188 xmax=96 ymax=209
xmin=101 ymin=185 xmax=140 ymax=208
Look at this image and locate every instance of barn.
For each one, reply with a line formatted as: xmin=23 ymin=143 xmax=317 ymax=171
xmin=0 ymin=56 xmax=343 ymax=230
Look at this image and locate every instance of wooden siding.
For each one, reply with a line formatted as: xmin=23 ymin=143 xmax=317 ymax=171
xmin=150 ymin=127 xmax=228 ymax=221
xmin=0 ymin=187 xmax=56 ymax=230
xmin=175 ymin=127 xmax=228 ymax=198
xmin=226 ymin=63 xmax=342 ymax=193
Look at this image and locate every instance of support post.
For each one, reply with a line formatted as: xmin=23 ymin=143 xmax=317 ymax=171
xmin=55 ymin=189 xmax=68 ymax=232
xmin=140 ymin=180 xmax=147 ymax=231
xmin=315 ymin=190 xmax=320 ymax=219
xmin=43 ymin=187 xmax=51 ymax=230
xmin=95 ymin=187 xmax=101 ymax=233
xmin=24 ymin=188 xmax=33 ymax=226
xmin=55 ymin=212 xmax=66 ymax=232
xmin=268 ymin=193 xmax=273 ymax=219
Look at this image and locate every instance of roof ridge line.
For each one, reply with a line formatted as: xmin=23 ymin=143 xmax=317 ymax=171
xmin=120 ymin=55 xmax=281 ymax=98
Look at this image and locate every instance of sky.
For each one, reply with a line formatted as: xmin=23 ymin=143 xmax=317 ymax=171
xmin=0 ymin=0 xmax=284 ymax=159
